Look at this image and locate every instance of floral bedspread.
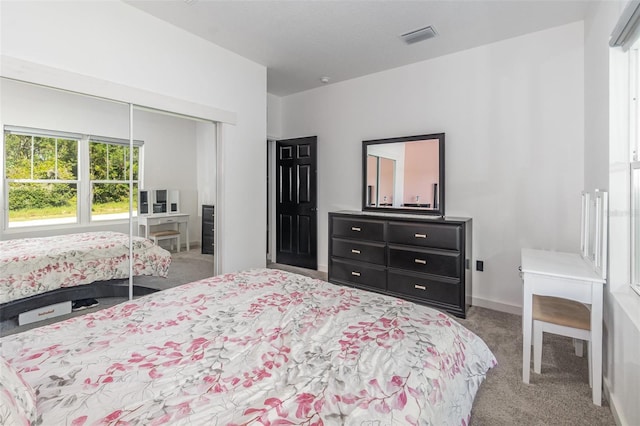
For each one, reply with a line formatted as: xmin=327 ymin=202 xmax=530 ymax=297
xmin=0 ymin=231 xmax=171 ymax=304
xmin=0 ymin=269 xmax=496 ymax=425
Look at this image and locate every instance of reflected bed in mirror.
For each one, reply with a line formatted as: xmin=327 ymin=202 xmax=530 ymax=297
xmin=362 ymin=133 xmax=445 ymax=216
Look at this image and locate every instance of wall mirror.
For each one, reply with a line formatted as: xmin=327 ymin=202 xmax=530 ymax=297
xmin=362 ymin=133 xmax=445 ymax=216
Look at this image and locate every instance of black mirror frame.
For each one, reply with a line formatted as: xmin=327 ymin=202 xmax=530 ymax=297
xmin=362 ymin=132 xmax=445 ymax=216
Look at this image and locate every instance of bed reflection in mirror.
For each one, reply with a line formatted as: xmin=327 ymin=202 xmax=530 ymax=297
xmin=363 ymin=133 xmax=444 ymax=215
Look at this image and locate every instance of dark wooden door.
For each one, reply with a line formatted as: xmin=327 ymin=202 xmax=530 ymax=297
xmin=276 ymin=136 xmax=317 ymax=269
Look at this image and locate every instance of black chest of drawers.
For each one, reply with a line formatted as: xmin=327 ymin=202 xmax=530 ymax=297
xmin=201 ymin=205 xmax=215 ymax=255
xmin=328 ymin=211 xmax=472 ymax=318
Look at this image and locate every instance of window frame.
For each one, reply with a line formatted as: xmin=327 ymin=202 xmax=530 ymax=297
xmin=87 ymin=137 xmax=143 ymax=222
xmin=3 ymin=126 xmax=143 ymax=229
xmin=4 ymin=128 xmax=81 ymax=228
xmin=631 ymin=45 xmax=640 ymax=296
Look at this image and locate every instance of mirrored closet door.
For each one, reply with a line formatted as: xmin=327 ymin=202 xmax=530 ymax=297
xmin=1 ymin=77 xmax=217 ymax=330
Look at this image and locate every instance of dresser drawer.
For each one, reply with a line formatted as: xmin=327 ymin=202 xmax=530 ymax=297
xmin=388 ymin=222 xmax=461 ymax=250
xmin=332 ymin=217 xmax=385 ymax=241
xmin=331 ymin=238 xmax=385 ymax=265
xmin=202 ymin=220 xmax=214 ymax=235
xmin=203 ymin=206 xmax=214 ymax=219
xmin=202 ymin=235 xmax=215 ymax=254
xmin=388 ymin=245 xmax=460 ymax=278
xmin=388 ymin=269 xmax=461 ymax=306
xmin=330 ymin=258 xmax=386 ymax=290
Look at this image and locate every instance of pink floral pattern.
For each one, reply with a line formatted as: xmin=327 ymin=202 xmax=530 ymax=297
xmin=0 ymin=232 xmax=171 ymax=304
xmin=0 ymin=269 xmax=496 ymax=425
xmin=0 ymin=356 xmax=37 ymax=425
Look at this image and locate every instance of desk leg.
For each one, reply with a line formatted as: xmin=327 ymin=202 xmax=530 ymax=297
xmin=591 ymin=283 xmax=603 ymax=406
xmin=522 ymin=281 xmax=533 ymax=384
xmin=182 ymin=221 xmax=190 ymax=251
xmin=139 ymin=223 xmax=148 ymax=239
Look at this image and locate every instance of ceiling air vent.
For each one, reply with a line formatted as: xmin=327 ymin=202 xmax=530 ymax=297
xmin=400 ymin=26 xmax=437 ymax=45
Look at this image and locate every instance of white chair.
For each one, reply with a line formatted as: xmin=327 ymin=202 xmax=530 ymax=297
xmin=532 ymin=295 xmax=592 ymax=387
xmin=149 ymin=230 xmax=181 ymax=252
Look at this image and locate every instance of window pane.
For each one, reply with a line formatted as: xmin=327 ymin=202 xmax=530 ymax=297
xmin=32 ymin=137 xmax=58 ymax=179
xmin=56 ymin=138 xmax=78 ymax=179
xmin=90 ymin=143 xmax=139 ymax=181
xmin=7 ymin=182 xmax=77 ymax=227
xmin=92 ymin=182 xmax=138 ymax=221
xmin=89 ymin=141 xmax=108 ymax=180
xmin=4 ymin=133 xmax=33 ymax=179
xmin=108 ymin=145 xmax=127 ymax=180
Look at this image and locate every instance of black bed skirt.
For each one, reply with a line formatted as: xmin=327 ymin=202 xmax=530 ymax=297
xmin=0 ymin=281 xmax=159 ymax=321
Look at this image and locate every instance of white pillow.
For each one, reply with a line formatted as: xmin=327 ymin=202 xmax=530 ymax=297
xmin=0 ymin=356 xmax=37 ymax=425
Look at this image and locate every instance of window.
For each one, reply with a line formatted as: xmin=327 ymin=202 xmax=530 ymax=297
xmin=3 ymin=127 xmax=142 ymax=228
xmin=4 ymin=130 xmax=79 ymax=227
xmin=631 ymin=43 xmax=640 ymax=296
xmin=611 ymin=0 xmax=640 ymax=296
xmin=89 ymin=139 xmax=140 ymax=221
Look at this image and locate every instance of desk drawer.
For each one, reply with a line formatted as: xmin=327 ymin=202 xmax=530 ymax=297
xmin=154 ymin=217 xmax=179 ymax=225
xmin=388 ymin=245 xmax=460 ymax=278
xmin=388 ymin=222 xmax=461 ymax=250
xmin=331 ymin=238 xmax=385 ymax=265
xmin=388 ymin=269 xmax=461 ymax=306
xmin=332 ymin=217 xmax=385 ymax=241
xmin=330 ymin=258 xmax=386 ymax=290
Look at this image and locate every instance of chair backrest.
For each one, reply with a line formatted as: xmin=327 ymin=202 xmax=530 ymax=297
xmin=581 ymin=190 xmax=608 ymax=280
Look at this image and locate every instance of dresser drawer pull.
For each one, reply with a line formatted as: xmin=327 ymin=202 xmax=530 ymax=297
xmin=351 ymin=249 xmax=361 ymax=254
xmin=414 ymin=284 xmax=427 ymax=291
xmin=351 ymin=271 xmax=361 ymax=277
xmin=351 ymin=226 xmax=362 ymax=232
xmin=414 ymin=233 xmax=427 ymax=239
xmin=414 ymin=259 xmax=427 ymax=265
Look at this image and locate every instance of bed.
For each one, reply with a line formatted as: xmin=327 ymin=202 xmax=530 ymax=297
xmin=0 ymin=268 xmax=496 ymax=425
xmin=0 ymin=231 xmax=171 ymax=320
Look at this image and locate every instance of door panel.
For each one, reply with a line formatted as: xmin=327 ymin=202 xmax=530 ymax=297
xmin=276 ymin=136 xmax=317 ymax=269
xmin=297 ymin=214 xmax=311 ymax=254
xmin=279 ymin=214 xmax=293 ymax=253
xmin=298 ymin=164 xmax=311 ymax=203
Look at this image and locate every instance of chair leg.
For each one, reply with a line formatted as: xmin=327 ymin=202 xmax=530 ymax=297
xmin=176 ymin=235 xmax=180 ymax=252
xmin=533 ymin=321 xmax=543 ymax=374
xmin=574 ymin=339 xmax=584 ymax=357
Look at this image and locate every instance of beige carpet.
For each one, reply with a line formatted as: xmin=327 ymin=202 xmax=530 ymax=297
xmin=0 ymin=255 xmax=616 ymax=425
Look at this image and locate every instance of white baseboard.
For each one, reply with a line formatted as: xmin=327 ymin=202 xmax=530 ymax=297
xmin=318 ymin=263 xmax=328 ymax=273
xmin=471 ymin=296 xmax=522 ymax=316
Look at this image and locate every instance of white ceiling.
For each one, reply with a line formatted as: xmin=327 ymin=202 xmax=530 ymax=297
xmin=126 ymin=0 xmax=591 ymax=97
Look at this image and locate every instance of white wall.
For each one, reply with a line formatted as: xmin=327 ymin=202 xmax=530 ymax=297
xmin=585 ymin=1 xmax=640 ymax=425
xmin=0 ymin=1 xmax=267 ymax=273
xmin=279 ymin=22 xmax=585 ymax=312
xmin=268 ymin=93 xmax=283 ymax=139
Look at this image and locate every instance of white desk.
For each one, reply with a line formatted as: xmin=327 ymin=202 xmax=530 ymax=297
xmin=521 ymin=248 xmax=605 ymax=405
xmin=138 ymin=213 xmax=190 ymax=251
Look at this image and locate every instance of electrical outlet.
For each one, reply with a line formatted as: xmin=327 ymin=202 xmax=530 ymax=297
xmin=476 ymin=260 xmax=484 ymax=271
